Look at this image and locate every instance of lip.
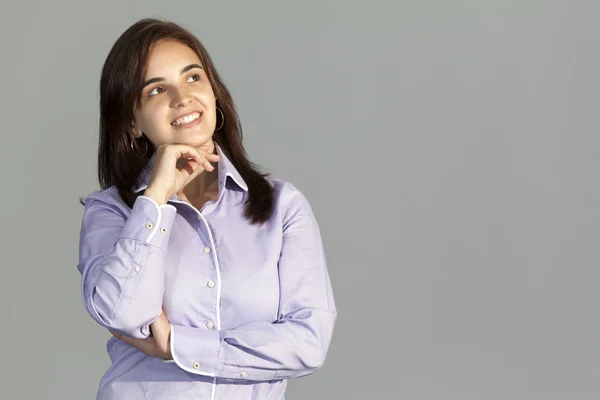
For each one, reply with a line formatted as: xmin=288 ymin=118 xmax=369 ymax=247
xmin=171 ymin=110 xmax=203 ymax=128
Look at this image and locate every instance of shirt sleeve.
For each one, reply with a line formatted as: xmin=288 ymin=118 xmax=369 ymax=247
xmin=169 ymin=186 xmax=337 ymax=381
xmin=77 ymin=193 xmax=177 ymax=339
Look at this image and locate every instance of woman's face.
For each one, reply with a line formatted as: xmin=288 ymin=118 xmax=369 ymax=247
xmin=132 ymin=39 xmax=218 ymax=149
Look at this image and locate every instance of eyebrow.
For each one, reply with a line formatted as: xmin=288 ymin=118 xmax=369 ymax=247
xmin=143 ymin=64 xmax=203 ymax=88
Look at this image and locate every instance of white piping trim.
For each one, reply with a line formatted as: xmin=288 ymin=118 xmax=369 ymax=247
xmin=199 ymin=211 xmax=223 ymax=330
xmin=169 ymin=325 xmax=215 ymax=376
xmin=225 ymin=171 xmax=248 ymax=191
xmin=210 ymin=377 xmax=217 ymax=400
xmin=138 ymin=194 xmax=161 ymax=210
xmin=169 ymin=200 xmax=223 ymax=330
xmin=134 ymin=165 xmax=247 ymax=193
xmin=89 ymin=291 xmax=109 ymax=325
xmin=133 ymin=183 xmax=149 ymax=193
xmin=137 ymin=196 xmax=175 ymax=243
xmin=168 ymin=200 xmax=222 ymax=398
xmin=146 ymin=209 xmax=161 ymax=243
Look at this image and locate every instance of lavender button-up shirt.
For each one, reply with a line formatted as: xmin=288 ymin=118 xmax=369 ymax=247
xmin=77 ymin=145 xmax=337 ymax=400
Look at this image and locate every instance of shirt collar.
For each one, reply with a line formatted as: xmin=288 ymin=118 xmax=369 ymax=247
xmin=132 ymin=143 xmax=248 ymax=194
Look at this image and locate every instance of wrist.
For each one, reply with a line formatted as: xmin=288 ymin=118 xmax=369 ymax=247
xmin=144 ymin=186 xmax=168 ymax=205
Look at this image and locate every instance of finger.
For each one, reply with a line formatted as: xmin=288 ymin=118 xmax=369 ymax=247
xmin=181 ymin=147 xmax=209 ymax=170
xmin=193 ymin=144 xmax=218 ymax=159
xmin=198 ymin=151 xmax=218 ymax=170
xmin=188 ymin=150 xmax=213 ymax=172
xmin=174 ymin=151 xmax=207 ymax=177
xmin=178 ymin=144 xmax=219 ymax=164
xmin=203 ymin=152 xmax=220 ymax=162
xmin=206 ymin=154 xmax=219 ymax=167
xmin=202 ymin=159 xmax=215 ymax=172
xmin=180 ymin=159 xmax=200 ymax=176
xmin=175 ymin=145 xmax=218 ymax=175
xmin=167 ymin=144 xmax=204 ymax=167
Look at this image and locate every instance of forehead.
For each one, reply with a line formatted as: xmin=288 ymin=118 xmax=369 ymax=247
xmin=145 ymin=40 xmax=203 ymax=74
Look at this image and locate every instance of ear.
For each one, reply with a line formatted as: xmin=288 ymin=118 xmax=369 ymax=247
xmin=131 ymin=121 xmax=142 ymax=138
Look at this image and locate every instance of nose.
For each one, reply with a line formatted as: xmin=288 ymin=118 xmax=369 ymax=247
xmin=170 ymin=88 xmax=192 ymax=108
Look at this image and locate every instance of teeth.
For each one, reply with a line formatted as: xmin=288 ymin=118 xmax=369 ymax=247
xmin=172 ymin=112 xmax=200 ymax=126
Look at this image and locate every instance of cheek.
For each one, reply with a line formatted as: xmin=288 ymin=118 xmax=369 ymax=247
xmin=137 ymin=105 xmax=169 ymax=137
xmin=193 ymin=93 xmax=217 ymax=121
xmin=195 ymin=92 xmax=215 ymax=107
xmin=143 ymin=102 xmax=166 ymax=123
xmin=193 ymin=83 xmax=216 ymax=103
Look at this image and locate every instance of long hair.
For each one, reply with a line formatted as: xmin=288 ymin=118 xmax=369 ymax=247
xmin=88 ymin=18 xmax=274 ymax=225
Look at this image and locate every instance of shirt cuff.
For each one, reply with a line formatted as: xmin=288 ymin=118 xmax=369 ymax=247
xmin=120 ymin=195 xmax=177 ymax=250
xmin=170 ymin=324 xmax=221 ymax=377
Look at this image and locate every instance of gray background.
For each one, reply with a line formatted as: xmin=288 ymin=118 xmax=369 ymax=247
xmin=1 ymin=0 xmax=599 ymax=399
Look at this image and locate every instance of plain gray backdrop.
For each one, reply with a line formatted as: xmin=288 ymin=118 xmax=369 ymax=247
xmin=1 ymin=0 xmax=600 ymax=399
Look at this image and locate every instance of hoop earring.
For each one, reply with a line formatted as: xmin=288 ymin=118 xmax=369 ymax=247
xmin=130 ymin=136 xmax=148 ymax=157
xmin=216 ymin=106 xmax=224 ymax=131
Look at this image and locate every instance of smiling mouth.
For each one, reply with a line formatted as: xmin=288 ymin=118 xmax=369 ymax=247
xmin=171 ymin=112 xmax=202 ymax=126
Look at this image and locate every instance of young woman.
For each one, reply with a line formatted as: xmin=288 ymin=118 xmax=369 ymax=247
xmin=77 ymin=18 xmax=337 ymax=400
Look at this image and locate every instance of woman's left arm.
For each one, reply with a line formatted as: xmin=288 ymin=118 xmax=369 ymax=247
xmin=170 ymin=185 xmax=337 ymax=381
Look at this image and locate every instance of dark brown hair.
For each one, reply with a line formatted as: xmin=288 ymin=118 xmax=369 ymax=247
xmin=87 ymin=18 xmax=274 ymax=225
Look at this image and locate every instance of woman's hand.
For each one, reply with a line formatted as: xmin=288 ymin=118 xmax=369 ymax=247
xmin=145 ymin=143 xmax=220 ymax=204
xmin=109 ymin=310 xmax=173 ymax=360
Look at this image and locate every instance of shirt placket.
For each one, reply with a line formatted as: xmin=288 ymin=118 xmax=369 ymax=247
xmin=181 ymin=204 xmax=221 ymax=333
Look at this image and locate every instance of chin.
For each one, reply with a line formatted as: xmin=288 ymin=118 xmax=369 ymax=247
xmin=180 ymin=133 xmax=214 ymax=147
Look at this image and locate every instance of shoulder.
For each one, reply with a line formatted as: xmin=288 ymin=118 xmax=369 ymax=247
xmin=268 ymin=178 xmax=317 ymax=221
xmin=269 ymin=178 xmax=306 ymax=203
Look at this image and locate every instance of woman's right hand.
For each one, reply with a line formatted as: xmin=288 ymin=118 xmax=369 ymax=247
xmin=144 ymin=144 xmax=220 ymax=204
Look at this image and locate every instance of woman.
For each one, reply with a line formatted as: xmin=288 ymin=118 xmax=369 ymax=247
xmin=77 ymin=18 xmax=337 ymax=400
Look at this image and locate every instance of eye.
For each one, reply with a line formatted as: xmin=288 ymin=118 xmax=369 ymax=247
xmin=148 ymin=86 xmax=165 ymax=96
xmin=187 ymin=73 xmax=201 ymax=83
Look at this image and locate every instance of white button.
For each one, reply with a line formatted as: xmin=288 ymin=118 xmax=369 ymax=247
xmin=207 ymin=280 xmax=215 ymax=288
xmin=240 ymin=371 xmax=248 ymax=377
xmin=145 ymin=222 xmax=153 ymax=230
xmin=134 ymin=266 xmax=141 ymax=273
xmin=160 ymin=227 xmax=167 ymax=234
xmin=206 ymin=320 xmax=214 ymax=329
xmin=193 ymin=362 xmax=200 ymax=369
xmin=203 ymin=247 xmax=211 ymax=254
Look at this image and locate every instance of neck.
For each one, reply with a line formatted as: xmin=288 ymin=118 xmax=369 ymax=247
xmin=178 ymin=139 xmax=219 ymax=203
xmin=181 ymin=166 xmax=219 ymax=200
